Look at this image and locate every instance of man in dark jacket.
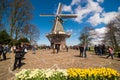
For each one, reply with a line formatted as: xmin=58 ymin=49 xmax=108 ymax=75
xmin=12 ymin=46 xmax=22 ymax=71
xmin=0 ymin=44 xmax=3 ymax=60
xmin=3 ymin=45 xmax=7 ymax=60
xmin=79 ymin=44 xmax=84 ymax=57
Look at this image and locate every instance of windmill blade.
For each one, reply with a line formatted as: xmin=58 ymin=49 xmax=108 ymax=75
xmin=59 ymin=14 xmax=78 ymax=18
xmin=40 ymin=14 xmax=56 ymax=17
xmin=56 ymin=3 xmax=62 ymax=14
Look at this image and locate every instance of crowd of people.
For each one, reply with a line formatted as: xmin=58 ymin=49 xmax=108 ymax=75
xmin=0 ymin=43 xmax=117 ymax=72
xmin=94 ymin=44 xmax=106 ymax=56
xmin=94 ymin=44 xmax=114 ymax=59
xmin=52 ymin=44 xmax=68 ymax=53
xmin=0 ymin=44 xmax=37 ymax=71
xmin=72 ymin=43 xmax=115 ymax=59
xmin=0 ymin=44 xmax=31 ymax=70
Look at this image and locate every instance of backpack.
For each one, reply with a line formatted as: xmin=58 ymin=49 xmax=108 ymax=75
xmin=24 ymin=48 xmax=27 ymax=53
xmin=15 ymin=52 xmax=22 ymax=58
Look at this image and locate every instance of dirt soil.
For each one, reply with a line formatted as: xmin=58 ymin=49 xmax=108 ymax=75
xmin=0 ymin=49 xmax=120 ymax=80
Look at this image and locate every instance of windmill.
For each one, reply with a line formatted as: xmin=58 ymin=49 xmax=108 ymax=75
xmin=40 ymin=2 xmax=77 ymax=51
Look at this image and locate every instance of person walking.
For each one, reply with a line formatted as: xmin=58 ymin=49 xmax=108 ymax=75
xmin=2 ymin=45 xmax=7 ymax=60
xmin=0 ymin=44 xmax=3 ymax=60
xmin=12 ymin=45 xmax=22 ymax=71
xmin=94 ymin=45 xmax=97 ymax=55
xmin=106 ymin=46 xmax=114 ymax=59
xmin=97 ymin=44 xmax=102 ymax=56
xmin=101 ymin=44 xmax=106 ymax=55
xmin=66 ymin=45 xmax=68 ymax=52
xmin=83 ymin=44 xmax=87 ymax=58
xmin=79 ymin=44 xmax=84 ymax=57
xmin=32 ymin=45 xmax=36 ymax=54
xmin=56 ymin=44 xmax=60 ymax=53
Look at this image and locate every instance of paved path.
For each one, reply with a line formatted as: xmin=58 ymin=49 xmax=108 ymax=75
xmin=0 ymin=49 xmax=120 ymax=80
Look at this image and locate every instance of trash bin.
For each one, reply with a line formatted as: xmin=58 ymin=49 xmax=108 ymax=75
xmin=118 ymin=53 xmax=120 ymax=58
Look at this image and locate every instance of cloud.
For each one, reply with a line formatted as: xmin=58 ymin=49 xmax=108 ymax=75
xmin=95 ymin=27 xmax=107 ymax=35
xmin=87 ymin=0 xmax=103 ymax=13
xmin=62 ymin=0 xmax=80 ymax=13
xmin=75 ymin=0 xmax=103 ymax=22
xmin=90 ymin=28 xmax=106 ymax=39
xmin=97 ymin=0 xmax=104 ymax=3
xmin=62 ymin=0 xmax=103 ymax=23
xmin=90 ymin=27 xmax=108 ymax=45
xmin=71 ymin=0 xmax=81 ymax=6
xmin=87 ymin=13 xmax=101 ymax=26
xmin=62 ymin=5 xmax=72 ymax=12
xmin=88 ymin=12 xmax=119 ymax=26
xmin=66 ymin=29 xmax=73 ymax=33
xmin=118 ymin=6 xmax=120 ymax=12
xmin=62 ymin=0 xmax=119 ymax=26
xmin=102 ymin=12 xmax=119 ymax=24
xmin=66 ymin=29 xmax=79 ymax=36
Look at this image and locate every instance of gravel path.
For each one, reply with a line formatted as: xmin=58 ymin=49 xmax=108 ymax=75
xmin=0 ymin=49 xmax=120 ymax=80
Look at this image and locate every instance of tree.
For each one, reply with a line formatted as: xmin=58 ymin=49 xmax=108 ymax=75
xmin=0 ymin=0 xmax=9 ymax=30
xmin=0 ymin=30 xmax=11 ymax=44
xmin=104 ymin=14 xmax=120 ymax=51
xmin=114 ymin=14 xmax=120 ymax=41
xmin=79 ymin=26 xmax=95 ymax=45
xmin=0 ymin=0 xmax=40 ymax=45
xmin=18 ymin=37 xmax=29 ymax=43
xmin=9 ymin=0 xmax=33 ymax=40
xmin=23 ymin=24 xmax=40 ymax=44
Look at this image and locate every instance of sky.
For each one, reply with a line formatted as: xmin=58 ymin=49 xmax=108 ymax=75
xmin=30 ymin=0 xmax=120 ymax=46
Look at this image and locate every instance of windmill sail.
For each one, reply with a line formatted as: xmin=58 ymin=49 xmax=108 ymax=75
xmin=59 ymin=14 xmax=77 ymax=18
xmin=40 ymin=14 xmax=55 ymax=17
xmin=56 ymin=3 xmax=62 ymax=14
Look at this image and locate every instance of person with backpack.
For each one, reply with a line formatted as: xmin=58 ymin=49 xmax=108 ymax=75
xmin=12 ymin=45 xmax=22 ymax=71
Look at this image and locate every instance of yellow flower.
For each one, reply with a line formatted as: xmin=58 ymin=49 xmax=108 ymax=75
xmin=67 ymin=67 xmax=120 ymax=79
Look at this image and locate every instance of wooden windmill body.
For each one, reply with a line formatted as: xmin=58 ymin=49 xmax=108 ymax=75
xmin=40 ymin=3 xmax=77 ymax=50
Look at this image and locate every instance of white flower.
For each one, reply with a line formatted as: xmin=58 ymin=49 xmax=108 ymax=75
xmin=44 ymin=69 xmax=55 ymax=78
xmin=56 ymin=69 xmax=68 ymax=76
xmin=15 ymin=68 xmax=68 ymax=80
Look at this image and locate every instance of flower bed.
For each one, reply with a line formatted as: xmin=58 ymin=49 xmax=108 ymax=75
xmin=15 ymin=68 xmax=120 ymax=80
xmin=15 ymin=69 xmax=68 ymax=80
xmin=67 ymin=68 xmax=120 ymax=80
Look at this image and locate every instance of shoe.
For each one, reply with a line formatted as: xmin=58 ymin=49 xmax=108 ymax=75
xmin=12 ymin=68 xmax=15 ymax=71
xmin=18 ymin=66 xmax=21 ymax=69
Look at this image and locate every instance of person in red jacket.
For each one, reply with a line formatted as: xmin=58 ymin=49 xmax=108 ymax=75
xmin=106 ymin=46 xmax=114 ymax=59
